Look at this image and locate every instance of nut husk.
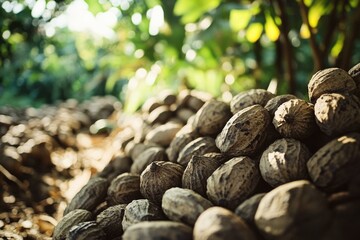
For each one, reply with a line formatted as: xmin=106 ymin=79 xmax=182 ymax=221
xmin=64 ymin=177 xmax=109 ymax=216
xmin=123 ymin=221 xmax=192 ymax=240
xmin=121 ymin=199 xmax=166 ymax=231
xmin=96 ymin=204 xmax=127 ymax=239
xmin=255 ymin=180 xmax=332 ymax=240
xmin=207 ymin=156 xmax=260 ymax=210
xmin=216 ymin=105 xmax=270 ymax=157
xmin=140 ymin=161 xmax=184 ymax=205
xmin=107 ymin=173 xmax=142 ymax=205
xmin=191 ymin=99 xmax=232 ymax=136
xmin=182 ymin=153 xmax=225 ymax=197
xmin=53 ymin=209 xmax=93 ymax=240
xmin=314 ymin=93 xmax=360 ymax=136
xmin=177 ymin=137 xmax=219 ymax=166
xmin=131 ymin=147 xmax=167 ymax=174
xmin=307 ymin=133 xmax=360 ymax=191
xmin=273 ymin=99 xmax=316 ymax=140
xmin=161 ymin=187 xmax=213 ymax=226
xmin=230 ymin=89 xmax=275 ymax=114
xmin=259 ymin=138 xmax=311 ymax=187
xmin=193 ymin=206 xmax=257 ymax=240
xmin=308 ymin=67 xmax=356 ymax=103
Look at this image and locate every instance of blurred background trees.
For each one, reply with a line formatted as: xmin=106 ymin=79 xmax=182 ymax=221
xmin=1 ymin=0 xmax=359 ymax=111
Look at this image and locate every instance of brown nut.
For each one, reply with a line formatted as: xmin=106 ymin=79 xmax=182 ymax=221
xmin=314 ymin=93 xmax=360 ymax=136
xmin=107 ymin=173 xmax=142 ymax=205
xmin=145 ymin=122 xmax=183 ymax=147
xmin=259 ymin=138 xmax=311 ymax=187
xmin=121 ymin=199 xmax=166 ymax=231
xmin=307 ymin=133 xmax=360 ymax=191
xmin=207 ymin=156 xmax=260 ymax=210
xmin=216 ymin=105 xmax=270 ymax=157
xmin=177 ymin=136 xmax=219 ymax=166
xmin=349 ymin=63 xmax=360 ymax=97
xmin=191 ymin=99 xmax=232 ymax=136
xmin=131 ymin=147 xmax=167 ymax=174
xmin=123 ymin=221 xmax=192 ymax=240
xmin=193 ymin=206 xmax=257 ymax=240
xmin=255 ymin=180 xmax=332 ymax=240
xmin=273 ymin=99 xmax=316 ymax=140
xmin=96 ymin=204 xmax=127 ymax=239
xmin=161 ymin=187 xmax=213 ymax=226
xmin=67 ymin=221 xmax=106 ymax=240
xmin=53 ymin=209 xmax=93 ymax=240
xmin=234 ymin=193 xmax=266 ymax=226
xmin=230 ymin=89 xmax=275 ymax=114
xmin=140 ymin=161 xmax=184 ymax=205
xmin=308 ymin=67 xmax=356 ymax=103
xmin=264 ymin=94 xmax=297 ymax=116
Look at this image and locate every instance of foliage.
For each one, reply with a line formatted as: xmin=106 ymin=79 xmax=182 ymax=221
xmin=0 ymin=0 xmax=359 ymax=111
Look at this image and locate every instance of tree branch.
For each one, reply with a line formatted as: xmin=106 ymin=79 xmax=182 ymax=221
xmin=322 ymin=0 xmax=341 ymax=55
xmin=298 ymin=0 xmax=323 ymax=71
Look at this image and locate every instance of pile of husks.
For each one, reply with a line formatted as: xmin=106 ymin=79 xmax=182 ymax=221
xmin=54 ymin=64 xmax=360 ymax=240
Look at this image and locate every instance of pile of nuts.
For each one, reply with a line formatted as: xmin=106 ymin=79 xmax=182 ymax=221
xmin=54 ymin=64 xmax=360 ymax=240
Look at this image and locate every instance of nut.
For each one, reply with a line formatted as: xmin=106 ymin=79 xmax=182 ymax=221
xmin=216 ymin=105 xmax=270 ymax=156
xmin=177 ymin=137 xmax=219 ymax=166
xmin=348 ymin=63 xmax=360 ymax=97
xmin=140 ymin=161 xmax=184 ymax=205
xmin=123 ymin=221 xmax=192 ymax=240
xmin=161 ymin=187 xmax=213 ymax=226
xmin=273 ymin=99 xmax=316 ymax=139
xmin=234 ymin=193 xmax=266 ymax=225
xmin=53 ymin=209 xmax=93 ymax=240
xmin=64 ymin=177 xmax=109 ymax=216
xmin=206 ymin=156 xmax=260 ymax=210
xmin=107 ymin=173 xmax=142 ymax=205
xmin=255 ymin=180 xmax=332 ymax=240
xmin=145 ymin=122 xmax=182 ymax=147
xmin=230 ymin=89 xmax=275 ymax=114
xmin=131 ymin=147 xmax=167 ymax=174
xmin=191 ymin=99 xmax=232 ymax=136
xmin=308 ymin=67 xmax=356 ymax=102
xmin=146 ymin=106 xmax=173 ymax=125
xmin=67 ymin=221 xmax=106 ymax=240
xmin=121 ymin=199 xmax=166 ymax=231
xmin=96 ymin=204 xmax=127 ymax=239
xmin=193 ymin=206 xmax=256 ymax=240
xmin=259 ymin=138 xmax=311 ymax=187
xmin=307 ymin=133 xmax=360 ymax=190
xmin=264 ymin=94 xmax=297 ymax=116
xmin=314 ymin=93 xmax=360 ymax=136
xmin=182 ymin=153 xmax=224 ymax=197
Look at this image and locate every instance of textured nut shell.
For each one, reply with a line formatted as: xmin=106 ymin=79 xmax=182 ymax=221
xmin=193 ymin=206 xmax=256 ymax=240
xmin=234 ymin=193 xmax=266 ymax=225
xmin=177 ymin=137 xmax=219 ymax=166
xmin=259 ymin=138 xmax=311 ymax=187
xmin=67 ymin=221 xmax=106 ymax=240
xmin=176 ymin=108 xmax=194 ymax=123
xmin=307 ymin=133 xmax=360 ymax=190
xmin=131 ymin=147 xmax=167 ymax=174
xmin=314 ymin=93 xmax=360 ymax=136
xmin=145 ymin=122 xmax=182 ymax=147
xmin=166 ymin=124 xmax=199 ymax=162
xmin=123 ymin=221 xmax=192 ymax=240
xmin=216 ymin=105 xmax=270 ymax=156
xmin=147 ymin=106 xmax=173 ymax=125
xmin=140 ymin=161 xmax=184 ymax=205
xmin=349 ymin=63 xmax=360 ymax=97
xmin=273 ymin=99 xmax=316 ymax=139
xmin=107 ymin=173 xmax=142 ymax=205
xmin=255 ymin=180 xmax=331 ymax=240
xmin=96 ymin=204 xmax=127 ymax=238
xmin=230 ymin=89 xmax=275 ymax=114
xmin=182 ymin=154 xmax=223 ymax=197
xmin=162 ymin=187 xmax=213 ymax=226
xmin=96 ymin=155 xmax=132 ymax=181
xmin=121 ymin=199 xmax=166 ymax=231
xmin=64 ymin=177 xmax=109 ymax=215
xmin=207 ymin=156 xmax=260 ymax=210
xmin=53 ymin=209 xmax=93 ymax=240
xmin=191 ymin=99 xmax=232 ymax=136
xmin=265 ymin=94 xmax=297 ymax=116
xmin=308 ymin=67 xmax=356 ymax=102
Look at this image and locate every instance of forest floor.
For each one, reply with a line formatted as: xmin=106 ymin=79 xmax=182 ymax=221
xmin=0 ymin=96 xmax=123 ymax=239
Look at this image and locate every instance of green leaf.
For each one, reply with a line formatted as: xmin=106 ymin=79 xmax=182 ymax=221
xmin=174 ymin=0 xmax=221 ymax=23
xmin=229 ymin=9 xmax=252 ymax=32
xmin=308 ymin=0 xmax=327 ymax=28
xmin=330 ymin=33 xmax=344 ymax=57
xmin=246 ymin=23 xmax=263 ymax=43
xmin=264 ymin=11 xmax=280 ymax=42
xmin=86 ymin=0 xmax=105 ymax=15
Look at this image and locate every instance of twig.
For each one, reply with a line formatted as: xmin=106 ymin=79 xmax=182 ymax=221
xmin=298 ymin=0 xmax=323 ymax=70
